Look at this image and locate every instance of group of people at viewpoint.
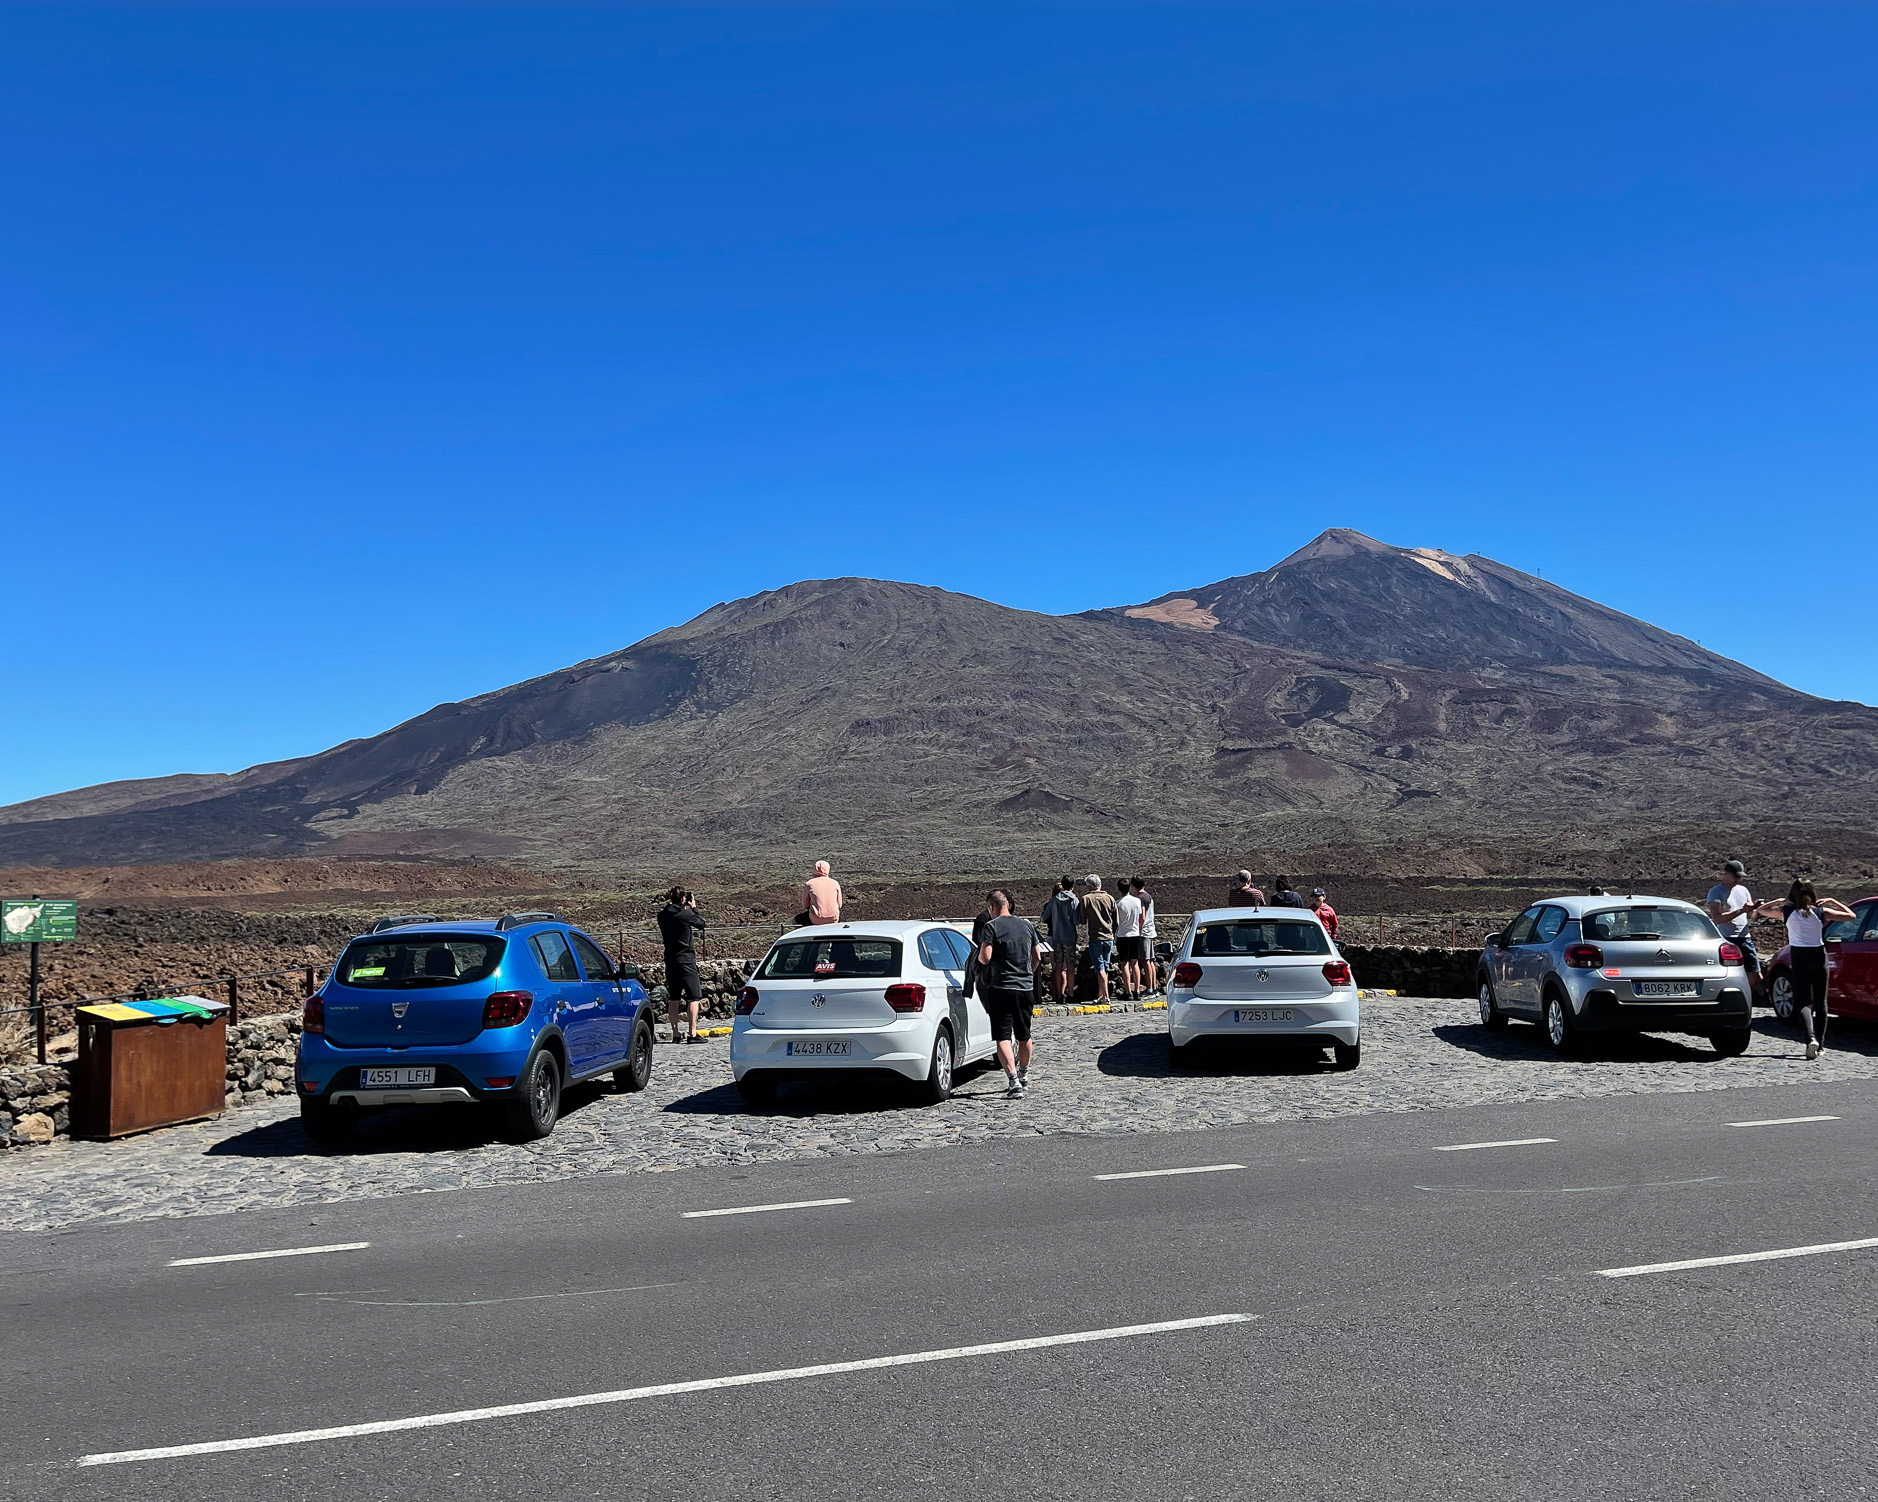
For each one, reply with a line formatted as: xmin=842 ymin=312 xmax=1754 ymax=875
xmin=1036 ymin=874 xmax=1162 ymax=1004
xmin=1704 ymin=858 xmax=1856 ymax=1062
xmin=1225 ymin=870 xmax=1339 ymax=937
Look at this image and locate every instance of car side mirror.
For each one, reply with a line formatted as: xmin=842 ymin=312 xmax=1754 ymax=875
xmin=1484 ymin=933 xmax=1502 ymax=949
xmin=617 ymin=961 xmax=641 ymax=981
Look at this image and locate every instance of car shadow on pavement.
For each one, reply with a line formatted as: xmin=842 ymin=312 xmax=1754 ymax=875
xmin=1431 ymin=1014 xmax=1878 ymax=1063
xmin=204 ymin=1077 xmax=619 ymax=1157
xmin=1095 ymin=1031 xmax=1339 ymax=1080
xmin=663 ymin=1059 xmax=1004 ymax=1118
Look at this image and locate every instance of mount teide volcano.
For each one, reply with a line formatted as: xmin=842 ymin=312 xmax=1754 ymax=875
xmin=5 ymin=532 xmax=1875 ymax=875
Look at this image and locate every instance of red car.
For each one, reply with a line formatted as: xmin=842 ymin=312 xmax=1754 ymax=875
xmin=1763 ymin=896 xmax=1878 ymax=1026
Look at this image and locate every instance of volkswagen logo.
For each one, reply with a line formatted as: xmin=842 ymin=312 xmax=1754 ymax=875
xmin=1257 ymin=968 xmax=1270 ymax=982
xmin=810 ymin=994 xmax=827 ymax=1007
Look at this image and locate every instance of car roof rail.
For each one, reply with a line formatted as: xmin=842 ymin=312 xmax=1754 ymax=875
xmin=496 ymin=910 xmax=564 ymax=932
xmin=369 ymin=914 xmax=442 ymax=934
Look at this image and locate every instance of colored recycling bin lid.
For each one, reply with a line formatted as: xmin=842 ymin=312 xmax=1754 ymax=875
xmin=76 ymin=995 xmax=229 ymax=1024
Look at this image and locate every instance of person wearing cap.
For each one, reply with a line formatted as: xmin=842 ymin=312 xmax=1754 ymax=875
xmin=1311 ymin=887 xmax=1339 ymax=940
xmin=1706 ymin=860 xmax=1758 ymax=986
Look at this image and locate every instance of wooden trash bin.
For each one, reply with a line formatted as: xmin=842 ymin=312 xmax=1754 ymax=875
xmin=71 ymin=996 xmax=230 ymax=1139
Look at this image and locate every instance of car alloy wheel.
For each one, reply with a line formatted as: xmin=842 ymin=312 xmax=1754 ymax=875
xmin=1478 ymin=982 xmax=1507 ymax=1031
xmin=1544 ymin=993 xmax=1573 ymax=1051
xmin=917 ymin=1026 xmax=954 ymax=1105
xmin=1769 ymin=972 xmax=1795 ymax=1024
xmin=615 ymin=1019 xmax=653 ymax=1093
xmin=504 ymin=1050 xmax=561 ymax=1141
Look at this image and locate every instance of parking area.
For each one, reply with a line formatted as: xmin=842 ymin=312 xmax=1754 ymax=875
xmin=3 ymin=998 xmax=1874 ymax=1234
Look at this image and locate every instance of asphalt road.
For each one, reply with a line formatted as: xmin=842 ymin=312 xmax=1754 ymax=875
xmin=6 ymin=1076 xmax=1877 ymax=1501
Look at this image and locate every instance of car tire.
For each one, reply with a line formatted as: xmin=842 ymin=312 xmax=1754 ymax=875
xmin=1332 ymin=1038 xmax=1361 ymax=1070
xmin=915 ymin=1025 xmax=955 ymax=1105
xmin=1768 ymin=970 xmax=1796 ymax=1024
xmin=504 ymin=1049 xmax=561 ymax=1141
xmin=614 ymin=1019 xmax=654 ymax=1093
xmin=1478 ymin=979 xmax=1508 ymax=1031
xmin=299 ymin=1095 xmax=356 ymax=1146
xmin=735 ymin=1073 xmax=778 ymax=1109
xmin=1542 ymin=988 xmax=1578 ymax=1053
xmin=1712 ymin=1028 xmax=1752 ymax=1058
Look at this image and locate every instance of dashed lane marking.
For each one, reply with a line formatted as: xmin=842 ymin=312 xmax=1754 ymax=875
xmin=682 ymin=1197 xmax=852 ymax=1219
xmin=168 ymin=1242 xmax=370 ymax=1267
xmin=77 ymin=1312 xmax=1258 ymax=1465
xmin=1094 ymin=1163 xmax=1246 ymax=1181
xmin=1725 ymin=1115 xmax=1839 ymax=1128
xmin=1431 ymin=1137 xmax=1557 ymax=1153
xmin=1598 ymin=1236 xmax=1878 ymax=1278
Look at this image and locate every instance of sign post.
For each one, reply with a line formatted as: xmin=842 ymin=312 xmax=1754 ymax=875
xmin=3 ymin=897 xmax=79 ymax=1064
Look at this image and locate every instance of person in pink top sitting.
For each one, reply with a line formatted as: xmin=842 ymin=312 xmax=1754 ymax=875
xmin=801 ymin=860 xmax=844 ymax=926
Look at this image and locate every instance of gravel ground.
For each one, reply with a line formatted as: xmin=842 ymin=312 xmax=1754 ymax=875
xmin=3 ymin=999 xmax=1872 ymax=1234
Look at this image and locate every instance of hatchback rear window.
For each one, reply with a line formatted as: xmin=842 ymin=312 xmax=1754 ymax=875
xmin=1192 ymin=921 xmax=1329 ymax=957
xmin=337 ymin=936 xmax=505 ymax=989
xmin=758 ymin=938 xmax=903 ymax=980
xmin=1583 ymin=908 xmax=1717 ymax=942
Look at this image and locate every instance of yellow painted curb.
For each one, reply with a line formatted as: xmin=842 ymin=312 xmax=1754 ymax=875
xmin=1141 ymin=1000 xmax=1167 ymax=1010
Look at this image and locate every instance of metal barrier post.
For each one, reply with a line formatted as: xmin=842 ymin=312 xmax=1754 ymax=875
xmin=227 ymin=974 xmax=239 ymax=1025
xmin=31 ymin=940 xmax=45 ymax=1064
xmin=304 ymin=965 xmax=315 ymax=994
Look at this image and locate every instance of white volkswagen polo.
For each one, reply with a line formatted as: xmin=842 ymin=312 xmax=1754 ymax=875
xmin=1166 ymin=907 xmax=1361 ymax=1068
xmin=730 ymin=921 xmax=1001 ymax=1107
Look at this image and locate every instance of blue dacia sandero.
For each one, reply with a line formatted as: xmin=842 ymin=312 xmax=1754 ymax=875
xmin=296 ymin=912 xmax=654 ymax=1145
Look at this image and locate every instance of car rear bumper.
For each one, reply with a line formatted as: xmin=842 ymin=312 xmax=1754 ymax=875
xmin=731 ymin=1021 xmax=931 ymax=1081
xmin=1168 ymin=993 xmax=1359 ymax=1046
xmin=296 ymin=1037 xmax=533 ymax=1103
xmin=1573 ymin=985 xmax=1752 ymax=1034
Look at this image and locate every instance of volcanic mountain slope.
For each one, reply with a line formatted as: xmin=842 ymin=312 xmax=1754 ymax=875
xmin=3 ymin=539 xmax=1876 ymax=874
xmin=1116 ymin=528 xmax=1775 ymax=685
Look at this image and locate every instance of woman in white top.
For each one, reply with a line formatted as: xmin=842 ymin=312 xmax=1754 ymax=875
xmin=1755 ymin=880 xmax=1857 ymax=1059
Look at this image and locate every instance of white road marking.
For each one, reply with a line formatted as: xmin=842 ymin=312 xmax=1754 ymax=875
xmin=1094 ymin=1163 xmax=1245 ymax=1181
xmin=316 ymin=1281 xmax=682 ymax=1308
xmin=1724 ymin=1115 xmax=1839 ymax=1128
xmin=1431 ymin=1137 xmax=1557 ymax=1153
xmin=168 ymin=1242 xmax=370 ymax=1267
xmin=1415 ymin=1176 xmax=1724 ymax=1195
xmin=1598 ymin=1236 xmax=1878 ymax=1279
xmin=77 ymin=1312 xmax=1257 ymax=1466
xmin=682 ymin=1197 xmax=852 ymax=1219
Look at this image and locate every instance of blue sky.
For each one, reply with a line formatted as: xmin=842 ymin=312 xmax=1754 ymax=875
xmin=3 ymin=3 xmax=1874 ymax=807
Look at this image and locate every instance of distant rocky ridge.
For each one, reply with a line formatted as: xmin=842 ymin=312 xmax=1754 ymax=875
xmin=4 ymin=531 xmax=1874 ymax=874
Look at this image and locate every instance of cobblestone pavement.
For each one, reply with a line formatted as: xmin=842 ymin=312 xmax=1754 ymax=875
xmin=4 ymin=1000 xmax=1875 ymax=1234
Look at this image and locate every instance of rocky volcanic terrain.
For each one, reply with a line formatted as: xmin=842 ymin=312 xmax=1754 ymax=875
xmin=4 ymin=530 xmax=1875 ymax=876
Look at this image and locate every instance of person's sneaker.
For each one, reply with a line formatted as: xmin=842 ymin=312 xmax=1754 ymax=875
xmin=1005 ymin=1075 xmax=1025 ymax=1097
xmin=1806 ymin=1039 xmax=1822 ymax=1060
xmin=1018 ymin=1067 xmax=1030 ymax=1088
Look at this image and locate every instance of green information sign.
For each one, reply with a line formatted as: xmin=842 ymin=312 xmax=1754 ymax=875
xmin=1 ymin=899 xmax=78 ymax=944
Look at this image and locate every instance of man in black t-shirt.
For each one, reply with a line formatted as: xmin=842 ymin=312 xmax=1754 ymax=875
xmin=656 ymin=886 xmax=706 ymax=1044
xmin=975 ymin=888 xmax=1041 ymax=1097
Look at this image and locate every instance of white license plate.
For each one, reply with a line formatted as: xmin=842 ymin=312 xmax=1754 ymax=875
xmin=785 ymin=1040 xmax=851 ymax=1056
xmin=359 ymin=1067 xmax=436 ymax=1087
xmin=1232 ymin=1008 xmax=1294 ymax=1023
xmin=1633 ymin=982 xmax=1700 ymax=998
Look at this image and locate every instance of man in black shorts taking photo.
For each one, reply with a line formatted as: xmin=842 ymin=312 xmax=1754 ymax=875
xmin=975 ymin=888 xmax=1040 ymax=1097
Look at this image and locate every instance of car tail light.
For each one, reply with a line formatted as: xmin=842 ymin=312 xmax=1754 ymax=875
xmin=299 ymin=1080 xmax=320 ymax=1093
xmin=1322 ymin=960 xmax=1352 ymax=987
xmin=1719 ymin=942 xmax=1743 ymax=965
xmin=1565 ymin=944 xmax=1603 ymax=969
xmin=1602 ymin=967 xmax=1622 ymax=979
xmin=484 ymin=1076 xmax=515 ymax=1088
xmin=884 ymin=983 xmax=927 ymax=1013
xmin=482 ymin=990 xmax=534 ymax=1028
xmin=1172 ymin=961 xmax=1202 ymax=988
xmin=302 ymin=993 xmax=324 ymax=1035
xmin=734 ymin=986 xmax=759 ymax=1015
